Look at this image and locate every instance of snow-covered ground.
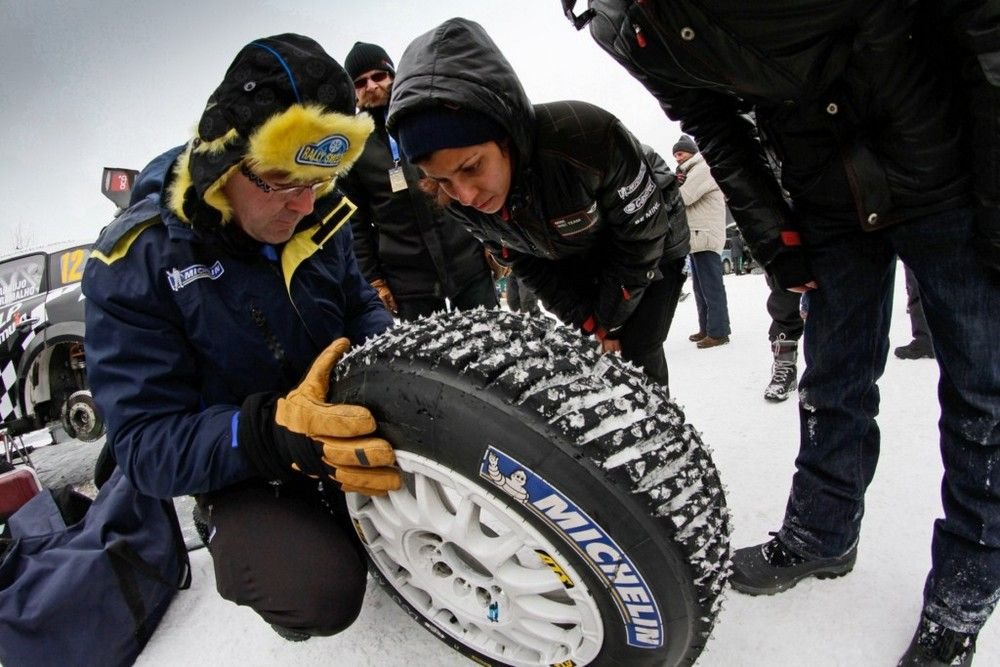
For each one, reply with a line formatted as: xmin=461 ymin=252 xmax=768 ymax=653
xmin=136 ymin=265 xmax=998 ymax=666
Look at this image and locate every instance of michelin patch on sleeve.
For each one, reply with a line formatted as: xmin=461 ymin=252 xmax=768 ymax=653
xmin=480 ymin=445 xmax=664 ymax=649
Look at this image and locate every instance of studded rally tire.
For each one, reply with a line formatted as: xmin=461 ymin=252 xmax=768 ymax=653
xmin=331 ymin=309 xmax=731 ymax=667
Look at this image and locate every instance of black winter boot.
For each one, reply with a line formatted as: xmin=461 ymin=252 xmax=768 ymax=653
xmin=730 ymin=533 xmax=856 ymax=595
xmin=897 ymin=615 xmax=976 ymax=666
xmin=764 ymin=335 xmax=798 ymax=402
xmin=894 ymin=339 xmax=935 ymax=360
xmin=269 ymin=623 xmax=312 ymax=642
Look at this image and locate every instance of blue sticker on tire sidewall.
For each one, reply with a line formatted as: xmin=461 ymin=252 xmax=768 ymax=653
xmin=479 ymin=445 xmax=664 ymax=649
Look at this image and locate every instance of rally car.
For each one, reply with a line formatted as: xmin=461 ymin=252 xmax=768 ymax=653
xmin=0 ymin=167 xmax=138 ymax=442
xmin=0 ymin=241 xmax=102 ymax=441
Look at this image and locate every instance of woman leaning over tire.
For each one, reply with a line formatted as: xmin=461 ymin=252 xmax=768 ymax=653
xmin=386 ymin=17 xmax=689 ymax=394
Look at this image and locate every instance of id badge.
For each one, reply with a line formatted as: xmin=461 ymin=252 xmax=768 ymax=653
xmin=388 ymin=166 xmax=407 ymax=193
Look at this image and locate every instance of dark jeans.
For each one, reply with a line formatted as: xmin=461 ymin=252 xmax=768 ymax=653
xmin=689 ymin=251 xmax=731 ymax=337
xmin=618 ymin=257 xmax=687 ymax=393
xmin=766 ymin=272 xmax=804 ymax=343
xmin=903 ymin=263 xmax=933 ymax=345
xmin=198 ymin=480 xmax=368 ymax=635
xmin=776 ymin=207 xmax=1000 ymax=633
xmin=395 ymin=271 xmax=499 ymax=321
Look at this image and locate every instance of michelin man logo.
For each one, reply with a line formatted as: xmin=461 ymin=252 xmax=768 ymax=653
xmin=485 ymin=451 xmax=529 ymax=503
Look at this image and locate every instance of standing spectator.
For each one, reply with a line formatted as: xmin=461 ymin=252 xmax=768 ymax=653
xmin=895 ymin=262 xmax=935 ymax=359
xmin=387 ymin=18 xmax=690 ymax=391
xmin=727 ymin=215 xmax=747 ymax=274
xmin=339 ymin=41 xmax=498 ymax=320
xmin=673 ymin=134 xmax=732 ymax=349
xmin=572 ymin=2 xmax=1000 ymax=664
xmin=83 ymin=34 xmax=400 ymax=642
xmin=764 ymin=277 xmax=805 ymax=402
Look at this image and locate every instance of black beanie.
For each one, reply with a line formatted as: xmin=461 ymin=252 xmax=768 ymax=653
xmin=395 ymin=107 xmax=506 ymax=163
xmin=345 ymin=41 xmax=395 ymax=81
xmin=672 ymin=135 xmax=698 ymax=155
xmin=167 ymin=33 xmax=375 ymax=227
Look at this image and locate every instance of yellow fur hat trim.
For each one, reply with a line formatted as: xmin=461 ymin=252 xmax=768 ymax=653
xmin=169 ymin=106 xmax=373 ymax=225
xmin=247 ymin=104 xmax=373 ymax=178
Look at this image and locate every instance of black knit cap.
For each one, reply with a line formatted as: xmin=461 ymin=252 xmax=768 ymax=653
xmin=395 ymin=106 xmax=506 ymax=163
xmin=672 ymin=135 xmax=698 ymax=155
xmin=198 ymin=34 xmax=355 ymax=143
xmin=344 ymin=41 xmax=395 ymax=81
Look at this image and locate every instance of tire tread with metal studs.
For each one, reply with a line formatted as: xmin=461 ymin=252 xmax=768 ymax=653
xmin=331 ymin=308 xmax=731 ymax=667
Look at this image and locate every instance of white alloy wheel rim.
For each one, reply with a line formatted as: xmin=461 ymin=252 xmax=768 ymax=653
xmin=347 ymin=451 xmax=604 ymax=666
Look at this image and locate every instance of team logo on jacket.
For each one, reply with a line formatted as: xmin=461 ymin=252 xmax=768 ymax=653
xmin=296 ymin=134 xmax=350 ymax=167
xmin=166 ymin=261 xmax=224 ymax=292
xmin=623 ymin=180 xmax=656 ymax=215
xmin=550 ymin=202 xmax=598 ymax=237
xmin=479 ymin=445 xmax=664 ymax=649
xmin=617 ymin=162 xmax=648 ymax=199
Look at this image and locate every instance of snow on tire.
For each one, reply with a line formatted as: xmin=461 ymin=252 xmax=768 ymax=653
xmin=331 ymin=308 xmax=731 ymax=667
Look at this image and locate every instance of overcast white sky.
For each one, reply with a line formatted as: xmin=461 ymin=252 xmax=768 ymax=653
xmin=0 ymin=0 xmax=681 ymax=254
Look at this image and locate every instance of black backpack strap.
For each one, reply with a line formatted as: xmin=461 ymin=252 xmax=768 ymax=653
xmin=105 ymin=497 xmax=192 ymax=642
xmin=106 ymin=539 xmax=167 ymax=644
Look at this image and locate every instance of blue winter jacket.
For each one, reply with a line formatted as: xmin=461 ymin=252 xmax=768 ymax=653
xmin=82 ymin=152 xmax=393 ymax=498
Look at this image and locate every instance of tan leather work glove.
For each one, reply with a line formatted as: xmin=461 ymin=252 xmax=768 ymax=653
xmin=238 ymin=338 xmax=403 ymax=496
xmin=370 ymin=278 xmax=398 ymax=314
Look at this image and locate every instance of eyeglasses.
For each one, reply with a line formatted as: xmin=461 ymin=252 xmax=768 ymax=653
xmin=239 ymin=163 xmax=332 ymax=197
xmin=353 ymin=70 xmax=390 ymax=89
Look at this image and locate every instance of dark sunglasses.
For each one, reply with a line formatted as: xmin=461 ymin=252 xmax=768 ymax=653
xmin=353 ymin=71 xmax=390 ymax=89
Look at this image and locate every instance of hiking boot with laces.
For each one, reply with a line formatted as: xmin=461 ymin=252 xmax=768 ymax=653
xmin=730 ymin=533 xmax=857 ymax=595
xmin=764 ymin=335 xmax=798 ymax=402
xmin=897 ymin=615 xmax=976 ymax=666
xmin=688 ymin=330 xmax=706 ymax=342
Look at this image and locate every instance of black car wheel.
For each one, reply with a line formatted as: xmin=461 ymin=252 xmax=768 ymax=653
xmin=331 ymin=309 xmax=731 ymax=667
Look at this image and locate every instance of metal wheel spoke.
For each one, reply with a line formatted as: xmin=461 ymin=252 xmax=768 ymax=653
xmin=445 ymin=498 xmax=527 ymax=569
xmin=414 ymin=473 xmax=456 ymax=530
xmin=492 ymin=624 xmax=561 ymax=659
xmin=510 ymin=594 xmax=582 ymax=625
xmin=356 ymin=500 xmax=400 ymax=543
xmin=381 ymin=482 xmax=420 ymax=524
xmin=494 ymin=560 xmax=568 ymax=594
